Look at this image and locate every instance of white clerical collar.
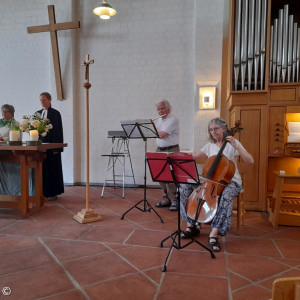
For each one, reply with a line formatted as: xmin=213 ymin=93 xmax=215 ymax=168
xmin=42 ymin=109 xmax=48 ymax=119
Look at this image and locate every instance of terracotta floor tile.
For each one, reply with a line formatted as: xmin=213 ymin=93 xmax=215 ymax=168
xmin=144 ymin=266 xmax=165 ymax=284
xmin=232 ymin=284 xmax=271 ymax=300
xmin=259 ymin=268 xmax=300 ymax=290
xmin=38 ymin=222 xmax=94 ymax=240
xmin=225 ymin=236 xmax=282 ymax=257
xmin=42 ymin=290 xmax=87 ymax=300
xmin=80 ymin=224 xmax=134 ymax=243
xmin=166 ymin=249 xmax=225 ymax=276
xmin=84 ymin=273 xmax=157 ymax=300
xmin=0 ymin=219 xmax=54 ymax=236
xmin=228 ymin=254 xmax=290 ymax=282
xmin=42 ymin=238 xmax=109 ymax=261
xmin=0 ymin=219 xmax=19 ymax=229
xmin=115 ymin=246 xmax=169 ymax=270
xmin=0 ymin=265 xmax=74 ymax=300
xmin=0 ymin=245 xmax=55 ymax=276
xmin=275 ymin=239 xmax=300 ymax=259
xmin=269 ymin=256 xmax=300 ymax=267
xmin=228 ymin=224 xmax=272 ymax=238
xmin=157 ymin=273 xmax=229 ymax=300
xmin=0 ymin=235 xmax=40 ymax=252
xmin=126 ymin=228 xmax=174 ymax=247
xmin=229 ymin=271 xmax=252 ymax=291
xmin=1 ymin=186 xmax=299 ymax=300
xmin=268 ymin=227 xmax=300 ymax=241
xmin=63 ymin=251 xmax=137 ymax=286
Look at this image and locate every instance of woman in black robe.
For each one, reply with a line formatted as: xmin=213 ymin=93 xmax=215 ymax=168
xmin=37 ymin=92 xmax=64 ymax=200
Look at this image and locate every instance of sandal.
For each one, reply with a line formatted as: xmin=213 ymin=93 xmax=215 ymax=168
xmin=155 ymin=199 xmax=171 ymax=208
xmin=181 ymin=226 xmax=200 ymax=239
xmin=208 ymin=236 xmax=221 ymax=252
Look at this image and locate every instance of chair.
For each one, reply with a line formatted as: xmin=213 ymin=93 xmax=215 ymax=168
xmin=272 ymin=277 xmax=300 ymax=300
xmin=233 ymin=162 xmax=248 ymax=234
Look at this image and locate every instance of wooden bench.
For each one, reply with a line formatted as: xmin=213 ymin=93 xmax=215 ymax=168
xmin=267 ymin=171 xmax=300 ymax=228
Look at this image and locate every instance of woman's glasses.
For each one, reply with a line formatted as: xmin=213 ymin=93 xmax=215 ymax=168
xmin=209 ymin=127 xmax=222 ymax=133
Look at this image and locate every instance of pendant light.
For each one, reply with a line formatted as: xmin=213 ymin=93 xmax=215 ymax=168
xmin=93 ymin=0 xmax=116 ymax=20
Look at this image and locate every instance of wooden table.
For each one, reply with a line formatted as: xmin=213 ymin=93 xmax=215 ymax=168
xmin=0 ymin=143 xmax=67 ymax=216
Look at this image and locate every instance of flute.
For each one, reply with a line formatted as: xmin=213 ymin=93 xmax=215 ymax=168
xmin=151 ymin=114 xmax=166 ymax=121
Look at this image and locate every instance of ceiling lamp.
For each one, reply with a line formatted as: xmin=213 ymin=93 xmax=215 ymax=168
xmin=93 ymin=1 xmax=116 ymax=20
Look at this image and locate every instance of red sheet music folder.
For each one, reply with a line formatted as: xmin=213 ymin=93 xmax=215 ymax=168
xmin=146 ymin=152 xmax=199 ymax=184
xmin=146 ymin=152 xmax=173 ymax=182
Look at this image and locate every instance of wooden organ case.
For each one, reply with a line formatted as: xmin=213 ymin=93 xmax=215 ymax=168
xmin=222 ymin=0 xmax=300 ymax=211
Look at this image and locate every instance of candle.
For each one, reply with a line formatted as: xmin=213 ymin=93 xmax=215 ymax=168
xmin=9 ymin=130 xmax=19 ymax=141
xmin=29 ymin=130 xmax=39 ymax=141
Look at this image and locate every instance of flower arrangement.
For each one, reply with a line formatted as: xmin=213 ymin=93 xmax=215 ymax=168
xmin=19 ymin=113 xmax=53 ymax=137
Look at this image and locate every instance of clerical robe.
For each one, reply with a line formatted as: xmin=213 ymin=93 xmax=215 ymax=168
xmin=37 ymin=107 xmax=64 ymax=197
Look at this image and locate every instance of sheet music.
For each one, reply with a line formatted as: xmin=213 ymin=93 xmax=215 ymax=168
xmin=138 ymin=119 xmax=158 ymax=138
xmin=287 ymin=122 xmax=300 ymax=143
xmin=121 ymin=120 xmax=141 ymax=138
xmin=121 ymin=119 xmax=158 ymax=139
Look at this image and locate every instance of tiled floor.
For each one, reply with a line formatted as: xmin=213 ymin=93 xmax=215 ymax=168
xmin=0 ymin=186 xmax=300 ymax=300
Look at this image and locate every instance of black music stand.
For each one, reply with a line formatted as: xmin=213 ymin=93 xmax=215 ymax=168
xmin=146 ymin=152 xmax=215 ymax=272
xmin=120 ymin=119 xmax=164 ymax=223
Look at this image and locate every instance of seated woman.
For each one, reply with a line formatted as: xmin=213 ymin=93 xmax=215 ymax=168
xmin=0 ymin=104 xmax=20 ymax=141
xmin=179 ymin=117 xmax=254 ymax=252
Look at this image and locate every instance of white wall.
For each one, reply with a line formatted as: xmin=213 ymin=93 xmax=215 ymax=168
xmin=0 ymin=0 xmax=226 ymax=185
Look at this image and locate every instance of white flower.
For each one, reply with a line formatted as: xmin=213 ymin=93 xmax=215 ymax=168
xmin=31 ymin=120 xmax=39 ymax=128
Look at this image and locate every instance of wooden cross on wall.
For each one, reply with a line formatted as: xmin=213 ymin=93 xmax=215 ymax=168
xmin=27 ymin=5 xmax=80 ymax=100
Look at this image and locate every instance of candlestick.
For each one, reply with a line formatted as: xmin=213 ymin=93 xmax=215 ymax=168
xmin=9 ymin=130 xmax=19 ymax=141
xmin=30 ymin=130 xmax=39 ymax=141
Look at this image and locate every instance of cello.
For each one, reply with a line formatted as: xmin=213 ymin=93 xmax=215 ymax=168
xmin=185 ymin=121 xmax=242 ymax=224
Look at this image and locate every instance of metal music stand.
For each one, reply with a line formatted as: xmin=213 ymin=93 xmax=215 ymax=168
xmin=120 ymin=119 xmax=164 ymax=223
xmin=146 ymin=152 xmax=215 ymax=272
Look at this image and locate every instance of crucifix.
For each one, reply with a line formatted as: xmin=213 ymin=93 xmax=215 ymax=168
xmin=73 ymin=54 xmax=102 ymax=224
xmin=27 ymin=5 xmax=80 ymax=100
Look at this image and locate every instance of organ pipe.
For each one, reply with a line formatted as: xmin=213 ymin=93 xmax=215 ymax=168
xmin=276 ymin=9 xmax=283 ymax=83
xmin=269 ymin=25 xmax=273 ymax=81
xmin=241 ymin=0 xmax=248 ymax=90
xmin=254 ymin=0 xmax=261 ymax=90
xmin=233 ymin=2 xmax=300 ymax=90
xmin=287 ymin=15 xmax=294 ymax=82
xmin=281 ymin=5 xmax=289 ymax=83
xmin=260 ymin=0 xmax=267 ymax=89
xmin=297 ymin=29 xmax=300 ymax=82
xmin=247 ymin=0 xmax=255 ymax=90
xmin=233 ymin=0 xmax=267 ymax=90
xmin=292 ymin=23 xmax=297 ymax=81
xmin=272 ymin=19 xmax=278 ymax=83
xmin=233 ymin=0 xmax=242 ymax=91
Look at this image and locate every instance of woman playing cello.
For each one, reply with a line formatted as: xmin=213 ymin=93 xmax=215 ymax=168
xmin=179 ymin=117 xmax=254 ymax=252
